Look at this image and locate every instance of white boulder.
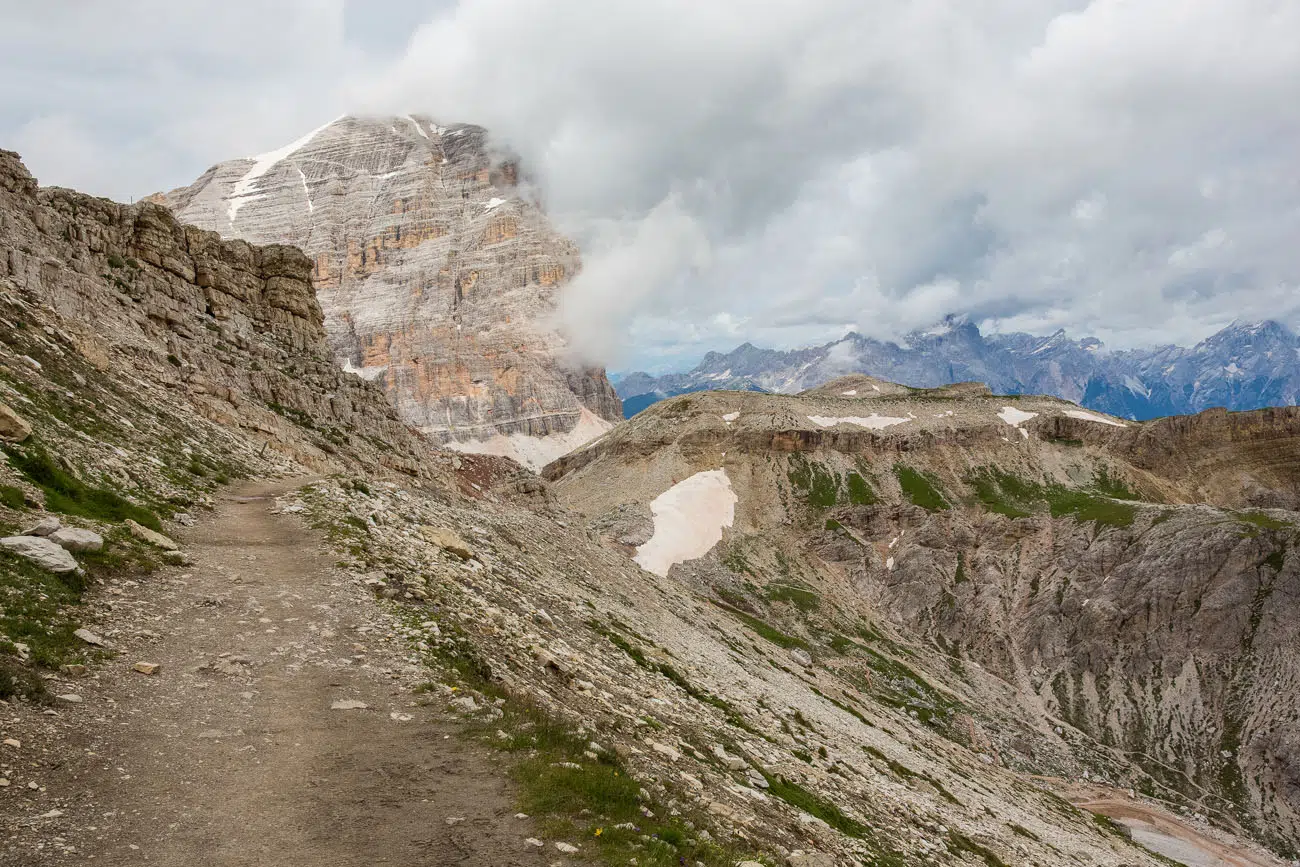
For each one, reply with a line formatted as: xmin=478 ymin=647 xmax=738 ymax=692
xmin=21 ymin=516 xmax=60 ymax=536
xmin=0 ymin=536 xmax=79 ymax=573
xmin=49 ymin=527 xmax=104 ymax=553
xmin=124 ymin=519 xmax=179 ymax=551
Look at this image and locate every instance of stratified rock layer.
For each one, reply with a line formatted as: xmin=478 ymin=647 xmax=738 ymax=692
xmin=159 ymin=115 xmax=620 ymax=455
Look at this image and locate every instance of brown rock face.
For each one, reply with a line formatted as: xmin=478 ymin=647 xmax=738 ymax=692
xmin=0 ymin=147 xmax=443 ymax=481
xmin=157 ymin=115 xmax=621 ymax=464
xmin=0 ymin=399 xmax=31 ymax=441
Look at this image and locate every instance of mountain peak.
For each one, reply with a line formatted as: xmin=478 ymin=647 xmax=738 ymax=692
xmin=1223 ymin=319 xmax=1294 ymax=338
xmin=160 ymin=114 xmax=620 ymax=469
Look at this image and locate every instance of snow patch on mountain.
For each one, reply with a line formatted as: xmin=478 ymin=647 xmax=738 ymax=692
xmin=807 ymin=414 xmax=910 ymax=430
xmin=228 ymin=117 xmax=341 ymax=221
xmin=998 ymin=406 xmax=1038 ymax=427
xmin=634 ymin=470 xmax=737 ymax=577
xmin=341 ymin=358 xmax=388 ymax=382
xmin=447 ymin=409 xmax=613 ymax=473
xmin=1063 ymin=409 xmax=1127 ymax=427
xmin=1123 ymin=375 xmax=1151 ymax=398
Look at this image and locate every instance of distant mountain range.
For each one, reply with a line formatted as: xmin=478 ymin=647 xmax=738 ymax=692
xmin=615 ymin=318 xmax=1300 ymax=420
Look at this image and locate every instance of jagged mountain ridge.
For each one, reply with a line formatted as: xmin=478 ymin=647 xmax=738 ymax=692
xmin=617 ymin=319 xmax=1300 ymax=421
xmin=157 ymin=114 xmax=621 ymax=469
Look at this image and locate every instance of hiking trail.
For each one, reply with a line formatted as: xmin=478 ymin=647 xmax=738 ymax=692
xmin=1 ymin=480 xmax=549 ymax=866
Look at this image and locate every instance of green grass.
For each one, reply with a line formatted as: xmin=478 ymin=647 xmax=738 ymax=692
xmin=947 ymin=831 xmax=1009 ymax=867
xmin=1044 ymin=487 xmax=1135 ymax=528
xmin=1237 ymin=511 xmax=1290 ymax=532
xmin=493 ymin=700 xmax=749 ymax=866
xmin=759 ymin=770 xmax=868 ymax=837
xmin=713 ymin=601 xmax=810 ymax=650
xmin=1091 ymin=467 xmax=1145 ymax=500
xmin=893 ymin=464 xmax=949 ymax=511
xmin=828 ymin=633 xmax=859 ymax=654
xmin=80 ymin=528 xmax=161 ymax=582
xmin=396 ymin=603 xmax=758 ymax=867
xmin=966 ymin=469 xmax=1035 ymax=518
xmin=6 ymin=445 xmax=161 ymax=530
xmin=965 ymin=466 xmax=1137 ymax=528
xmin=0 ymin=486 xmax=26 ymax=512
xmin=845 ymin=471 xmax=877 ymax=505
xmin=0 ymin=484 xmax=27 ymax=510
xmin=788 ymin=453 xmax=841 ymax=508
xmin=765 ymin=583 xmax=820 ymax=612
xmin=0 ymin=525 xmax=158 ymax=696
xmin=1091 ymin=812 xmax=1129 ymax=838
xmin=0 ymin=548 xmax=88 ymax=677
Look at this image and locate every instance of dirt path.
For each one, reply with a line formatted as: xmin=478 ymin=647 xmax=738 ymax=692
xmin=1 ymin=480 xmax=550 ymax=866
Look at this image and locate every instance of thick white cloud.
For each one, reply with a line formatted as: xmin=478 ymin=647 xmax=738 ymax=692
xmin=3 ymin=0 xmax=1298 ymax=370
xmin=0 ymin=1 xmax=367 ymax=198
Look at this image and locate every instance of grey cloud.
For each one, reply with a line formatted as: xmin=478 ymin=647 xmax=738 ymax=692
xmin=2 ymin=1 xmax=1298 ymax=371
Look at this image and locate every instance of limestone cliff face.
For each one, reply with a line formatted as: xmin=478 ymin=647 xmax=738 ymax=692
xmin=159 ymin=115 xmax=621 ymax=458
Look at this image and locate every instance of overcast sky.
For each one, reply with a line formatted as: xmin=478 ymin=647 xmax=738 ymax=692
xmin=2 ymin=1 xmax=1298 ymax=372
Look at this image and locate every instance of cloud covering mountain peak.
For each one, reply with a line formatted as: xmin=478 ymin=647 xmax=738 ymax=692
xmin=4 ymin=1 xmax=1298 ymax=369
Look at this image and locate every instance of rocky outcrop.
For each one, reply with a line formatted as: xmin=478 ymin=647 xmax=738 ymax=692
xmin=0 ymin=399 xmax=30 ymax=441
xmin=0 ymin=148 xmax=440 ymax=481
xmin=158 ymin=115 xmax=621 ymax=462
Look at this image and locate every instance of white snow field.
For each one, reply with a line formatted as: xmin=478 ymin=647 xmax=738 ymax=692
xmin=227 ymin=116 xmax=341 ymax=220
xmin=635 ymin=470 xmax=737 ymax=577
xmin=1063 ymin=409 xmax=1127 ymax=427
xmin=997 ymin=406 xmax=1038 ymax=427
xmin=806 ymin=414 xmax=910 ymax=430
xmin=447 ymin=408 xmax=613 ymax=473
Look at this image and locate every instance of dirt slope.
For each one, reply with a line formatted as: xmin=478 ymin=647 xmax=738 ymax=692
xmin=1062 ymin=784 xmax=1284 ymax=867
xmin=0 ymin=481 xmax=546 ymax=866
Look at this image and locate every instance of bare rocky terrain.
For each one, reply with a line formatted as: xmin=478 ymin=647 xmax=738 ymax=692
xmin=0 ymin=144 xmax=1297 ymax=867
xmin=546 ymin=383 xmax=1300 ymax=857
